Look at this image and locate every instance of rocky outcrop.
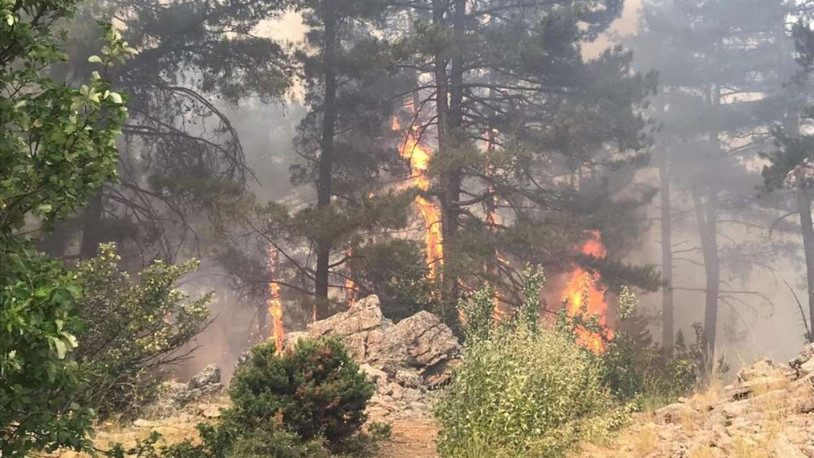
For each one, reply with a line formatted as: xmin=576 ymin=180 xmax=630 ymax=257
xmin=594 ymin=345 xmax=814 ymax=457
xmin=302 ymin=295 xmax=460 ymax=421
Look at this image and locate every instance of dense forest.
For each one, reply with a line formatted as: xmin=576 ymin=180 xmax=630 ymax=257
xmin=5 ymin=0 xmax=814 ymax=456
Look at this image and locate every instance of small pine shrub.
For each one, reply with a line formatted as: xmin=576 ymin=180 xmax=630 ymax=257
xmin=228 ymin=337 xmax=374 ymax=445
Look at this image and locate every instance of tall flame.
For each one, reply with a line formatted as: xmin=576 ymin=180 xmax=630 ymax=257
xmin=266 ymin=246 xmax=284 ymax=355
xmin=394 ymin=116 xmax=444 ymax=280
xmin=344 ymin=244 xmax=357 ymax=306
xmin=561 ymin=231 xmax=614 ymax=354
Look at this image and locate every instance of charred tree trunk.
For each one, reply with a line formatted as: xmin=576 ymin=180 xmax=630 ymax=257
xmin=314 ymin=1 xmax=338 ymax=319
xmin=796 ymin=171 xmax=814 ymax=340
xmin=80 ymin=190 xmax=103 ymax=259
xmin=660 ymin=165 xmax=674 ymax=355
xmin=693 ymin=186 xmax=720 ymax=373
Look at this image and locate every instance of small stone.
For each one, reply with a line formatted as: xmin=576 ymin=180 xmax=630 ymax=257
xmin=133 ymin=419 xmax=156 ymax=428
xmin=395 ymin=369 xmax=422 ymax=388
xmin=655 ymin=403 xmax=695 ymax=425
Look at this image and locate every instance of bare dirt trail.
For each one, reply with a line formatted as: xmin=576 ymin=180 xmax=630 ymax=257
xmin=374 ymin=420 xmax=439 ymax=458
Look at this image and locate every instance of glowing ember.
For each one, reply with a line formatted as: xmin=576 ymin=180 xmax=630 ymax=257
xmin=561 ymin=231 xmax=614 ymax=354
xmin=266 ymin=246 xmax=284 ymax=355
xmin=394 ymin=115 xmax=444 ymax=280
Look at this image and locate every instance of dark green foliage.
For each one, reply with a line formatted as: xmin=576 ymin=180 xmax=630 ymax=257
xmin=74 ymin=243 xmax=210 ymax=417
xmin=348 ymin=240 xmax=436 ymax=321
xmin=228 ymin=338 xmax=374 ymax=444
xmin=600 ymin=325 xmax=697 ymax=407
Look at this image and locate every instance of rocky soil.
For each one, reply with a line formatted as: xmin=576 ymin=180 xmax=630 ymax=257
xmin=582 ymin=344 xmax=814 ymax=458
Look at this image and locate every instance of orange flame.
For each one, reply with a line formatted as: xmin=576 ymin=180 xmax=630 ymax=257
xmin=344 ymin=245 xmax=357 ymax=306
xmin=266 ymin=246 xmax=284 ymax=355
xmin=394 ymin=116 xmax=444 ymax=281
xmin=561 ymin=231 xmax=614 ymax=354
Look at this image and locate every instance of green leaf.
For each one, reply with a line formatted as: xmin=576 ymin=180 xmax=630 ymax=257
xmin=88 ymin=55 xmax=103 ymax=64
xmin=108 ymin=92 xmax=122 ymax=104
xmin=51 ymin=338 xmax=68 ymax=359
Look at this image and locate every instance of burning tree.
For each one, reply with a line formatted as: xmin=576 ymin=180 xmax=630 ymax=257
xmin=385 ymin=1 xmax=662 ymax=324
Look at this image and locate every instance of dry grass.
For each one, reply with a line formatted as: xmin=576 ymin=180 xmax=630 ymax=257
xmin=686 ymin=445 xmax=715 ymax=458
xmin=630 ymin=425 xmax=657 ymax=457
xmin=731 ymin=434 xmax=772 ymax=458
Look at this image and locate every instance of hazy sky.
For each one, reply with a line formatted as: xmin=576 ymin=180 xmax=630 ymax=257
xmin=262 ymin=0 xmax=645 ymax=55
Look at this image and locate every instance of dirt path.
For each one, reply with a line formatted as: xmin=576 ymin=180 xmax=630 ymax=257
xmin=374 ymin=419 xmax=439 ymax=458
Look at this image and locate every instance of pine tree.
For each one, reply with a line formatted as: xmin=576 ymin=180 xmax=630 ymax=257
xmin=387 ymin=0 xmax=660 ymax=314
xmin=41 ymin=0 xmax=292 ymax=263
xmin=630 ymin=0 xmax=806 ymax=366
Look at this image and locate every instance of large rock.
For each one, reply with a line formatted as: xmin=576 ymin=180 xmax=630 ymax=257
xmin=308 ymin=295 xmax=386 ymax=338
xmin=389 ymin=311 xmax=459 ymax=368
xmin=301 ymin=295 xmax=461 ymax=420
xmin=304 ymin=295 xmax=460 ymax=384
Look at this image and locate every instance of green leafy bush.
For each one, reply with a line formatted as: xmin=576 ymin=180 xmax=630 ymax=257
xmin=0 ymin=3 xmax=132 ymax=453
xmin=228 ymin=337 xmax=374 ymax=445
xmin=436 ymin=269 xmax=624 ymax=458
xmin=0 ymin=243 xmax=93 ymax=456
xmin=74 ymin=243 xmax=211 ymax=417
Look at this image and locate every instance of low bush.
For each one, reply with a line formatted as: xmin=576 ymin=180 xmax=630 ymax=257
xmin=435 ymin=268 xmax=625 ymax=458
xmin=107 ymin=337 xmax=372 ymax=457
xmin=74 ymin=243 xmax=210 ymax=417
xmin=557 ymin=284 xmax=698 ymax=408
xmin=228 ymin=337 xmax=374 ymax=445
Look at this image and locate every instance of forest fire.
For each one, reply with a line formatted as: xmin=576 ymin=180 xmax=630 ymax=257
xmin=266 ymin=246 xmax=284 ymax=355
xmin=394 ymin=117 xmax=444 ymax=281
xmin=561 ymin=231 xmax=614 ymax=354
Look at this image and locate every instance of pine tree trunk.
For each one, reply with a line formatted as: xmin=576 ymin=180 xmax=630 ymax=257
xmin=693 ymin=187 xmax=720 ymax=372
xmin=434 ymin=0 xmax=466 ymax=305
xmin=432 ymin=0 xmax=454 ymax=305
xmin=660 ymin=165 xmax=674 ymax=355
xmin=314 ymin=1 xmax=338 ymax=319
xmin=80 ymin=190 xmax=103 ymax=259
xmin=795 ymin=173 xmax=814 ymax=340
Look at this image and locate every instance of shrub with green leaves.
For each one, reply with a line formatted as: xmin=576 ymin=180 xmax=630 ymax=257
xmin=74 ymin=243 xmax=210 ymax=417
xmin=228 ymin=337 xmax=374 ymax=445
xmin=0 ymin=2 xmax=132 ymax=453
xmin=435 ymin=324 xmax=623 ymax=457
xmin=435 ymin=267 xmax=624 ymax=458
xmin=0 ymin=243 xmax=93 ymax=456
